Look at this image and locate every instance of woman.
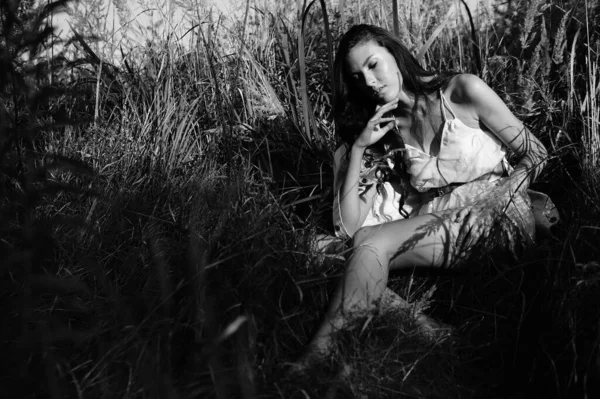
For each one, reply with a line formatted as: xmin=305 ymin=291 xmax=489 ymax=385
xmin=305 ymin=24 xmax=548 ymax=360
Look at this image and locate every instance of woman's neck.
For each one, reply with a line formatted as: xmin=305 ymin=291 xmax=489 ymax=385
xmin=394 ymin=91 xmax=433 ymax=120
xmin=395 ymin=91 xmax=440 ymax=150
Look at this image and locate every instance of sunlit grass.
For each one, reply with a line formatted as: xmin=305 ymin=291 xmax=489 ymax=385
xmin=1 ymin=0 xmax=599 ymax=397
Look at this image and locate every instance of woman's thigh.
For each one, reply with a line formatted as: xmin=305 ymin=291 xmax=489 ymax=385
xmin=353 ymin=210 xmax=475 ymax=269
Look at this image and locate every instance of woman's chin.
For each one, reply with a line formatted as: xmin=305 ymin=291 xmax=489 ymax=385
xmin=376 ymin=97 xmax=393 ymax=105
xmin=380 ymin=91 xmax=399 ymax=104
xmin=370 ymin=89 xmax=398 ymax=105
xmin=374 ymin=94 xmax=392 ymax=104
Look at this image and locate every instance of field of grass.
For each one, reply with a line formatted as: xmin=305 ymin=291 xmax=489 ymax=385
xmin=2 ymin=0 xmax=600 ymax=398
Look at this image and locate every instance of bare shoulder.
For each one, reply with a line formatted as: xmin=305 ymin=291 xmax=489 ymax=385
xmin=446 ymin=74 xmax=524 ymax=133
xmin=447 ymin=73 xmax=501 ymax=107
xmin=446 ymin=73 xmax=492 ymax=104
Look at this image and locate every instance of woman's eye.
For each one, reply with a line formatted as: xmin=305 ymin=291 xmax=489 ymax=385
xmin=369 ymin=62 xmax=377 ymax=69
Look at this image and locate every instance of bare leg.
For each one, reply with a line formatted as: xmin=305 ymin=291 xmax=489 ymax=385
xmin=305 ymin=211 xmax=464 ymax=356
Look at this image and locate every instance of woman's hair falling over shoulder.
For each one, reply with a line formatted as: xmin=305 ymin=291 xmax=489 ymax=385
xmin=333 ymin=24 xmax=459 ymax=146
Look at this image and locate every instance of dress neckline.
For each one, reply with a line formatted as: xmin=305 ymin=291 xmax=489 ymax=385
xmin=404 ymin=118 xmax=484 ymax=158
xmin=403 ymin=91 xmax=484 ymax=159
xmin=403 ymin=120 xmax=451 ymax=159
xmin=403 ymin=90 xmax=454 ymax=158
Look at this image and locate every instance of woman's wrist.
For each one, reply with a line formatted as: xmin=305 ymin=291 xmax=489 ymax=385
xmin=351 ymin=142 xmax=368 ymax=154
xmin=506 ymin=168 xmax=531 ymax=192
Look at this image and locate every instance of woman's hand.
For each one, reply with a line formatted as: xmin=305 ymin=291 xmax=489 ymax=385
xmin=451 ymin=206 xmax=487 ymax=252
xmin=450 ymin=179 xmax=524 ymax=253
xmin=353 ymin=96 xmax=400 ymax=150
xmin=501 ymin=169 xmax=531 ymax=194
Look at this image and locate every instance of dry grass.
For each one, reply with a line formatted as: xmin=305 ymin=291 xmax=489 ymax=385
xmin=1 ymin=0 xmax=600 ymax=398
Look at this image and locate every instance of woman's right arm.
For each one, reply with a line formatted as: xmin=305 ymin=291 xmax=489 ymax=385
xmin=334 ymin=144 xmax=377 ymax=237
xmin=334 ymin=95 xmax=400 ymax=237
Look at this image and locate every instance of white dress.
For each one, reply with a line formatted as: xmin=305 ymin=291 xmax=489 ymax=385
xmin=332 ymin=91 xmax=535 ymax=248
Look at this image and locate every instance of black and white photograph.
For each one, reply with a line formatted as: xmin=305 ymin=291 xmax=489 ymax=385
xmin=1 ymin=0 xmax=598 ymax=397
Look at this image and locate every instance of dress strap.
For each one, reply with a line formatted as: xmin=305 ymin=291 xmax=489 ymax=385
xmin=439 ymin=90 xmax=457 ymax=121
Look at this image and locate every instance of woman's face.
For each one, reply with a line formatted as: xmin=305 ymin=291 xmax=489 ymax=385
xmin=345 ymin=40 xmax=402 ymax=105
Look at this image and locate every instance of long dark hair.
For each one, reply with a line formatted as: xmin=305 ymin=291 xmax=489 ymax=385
xmin=333 ymin=24 xmax=459 ymax=146
xmin=333 ymin=24 xmax=459 ymax=218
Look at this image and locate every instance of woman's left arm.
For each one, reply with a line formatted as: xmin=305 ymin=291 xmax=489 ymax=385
xmin=457 ymin=74 xmax=548 ymax=192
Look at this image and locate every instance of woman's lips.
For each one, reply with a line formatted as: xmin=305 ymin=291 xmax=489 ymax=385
xmin=372 ymin=86 xmax=385 ymax=97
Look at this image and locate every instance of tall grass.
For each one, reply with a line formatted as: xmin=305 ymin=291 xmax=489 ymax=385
xmin=2 ymin=0 xmax=600 ymax=397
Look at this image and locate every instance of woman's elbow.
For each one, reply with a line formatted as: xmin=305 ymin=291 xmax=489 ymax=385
xmin=521 ymin=132 xmax=547 ymax=165
xmin=534 ymin=140 xmax=548 ymax=172
xmin=339 ymin=216 xmax=361 ymax=238
xmin=526 ymin=139 xmax=548 ymax=181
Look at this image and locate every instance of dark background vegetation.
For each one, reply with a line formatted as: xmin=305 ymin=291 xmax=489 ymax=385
xmin=1 ymin=0 xmax=599 ymax=397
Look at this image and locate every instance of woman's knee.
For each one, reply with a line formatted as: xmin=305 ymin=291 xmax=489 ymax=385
xmin=352 ymin=225 xmax=406 ymax=267
xmin=352 ymin=225 xmax=388 ymax=250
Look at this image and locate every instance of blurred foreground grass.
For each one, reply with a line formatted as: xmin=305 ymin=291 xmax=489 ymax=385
xmin=1 ymin=0 xmax=600 ymax=398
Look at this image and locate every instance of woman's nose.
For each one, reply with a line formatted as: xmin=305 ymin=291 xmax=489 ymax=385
xmin=364 ymin=72 xmax=376 ymax=87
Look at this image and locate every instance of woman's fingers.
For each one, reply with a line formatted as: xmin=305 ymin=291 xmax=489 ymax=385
xmin=379 ymin=120 xmax=399 ymax=135
xmin=454 ymin=207 xmax=478 ymax=250
xmin=356 ymin=97 xmax=401 ymax=148
xmin=452 ymin=207 xmax=470 ymax=223
xmin=465 ymin=210 xmax=479 ymax=230
xmin=455 ymin=218 xmax=471 ymax=251
xmin=361 ymin=117 xmax=397 ymax=146
xmin=373 ymin=116 xmax=395 ymax=123
xmin=455 ymin=206 xmax=495 ymax=253
xmin=373 ymin=98 xmax=399 ymax=118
